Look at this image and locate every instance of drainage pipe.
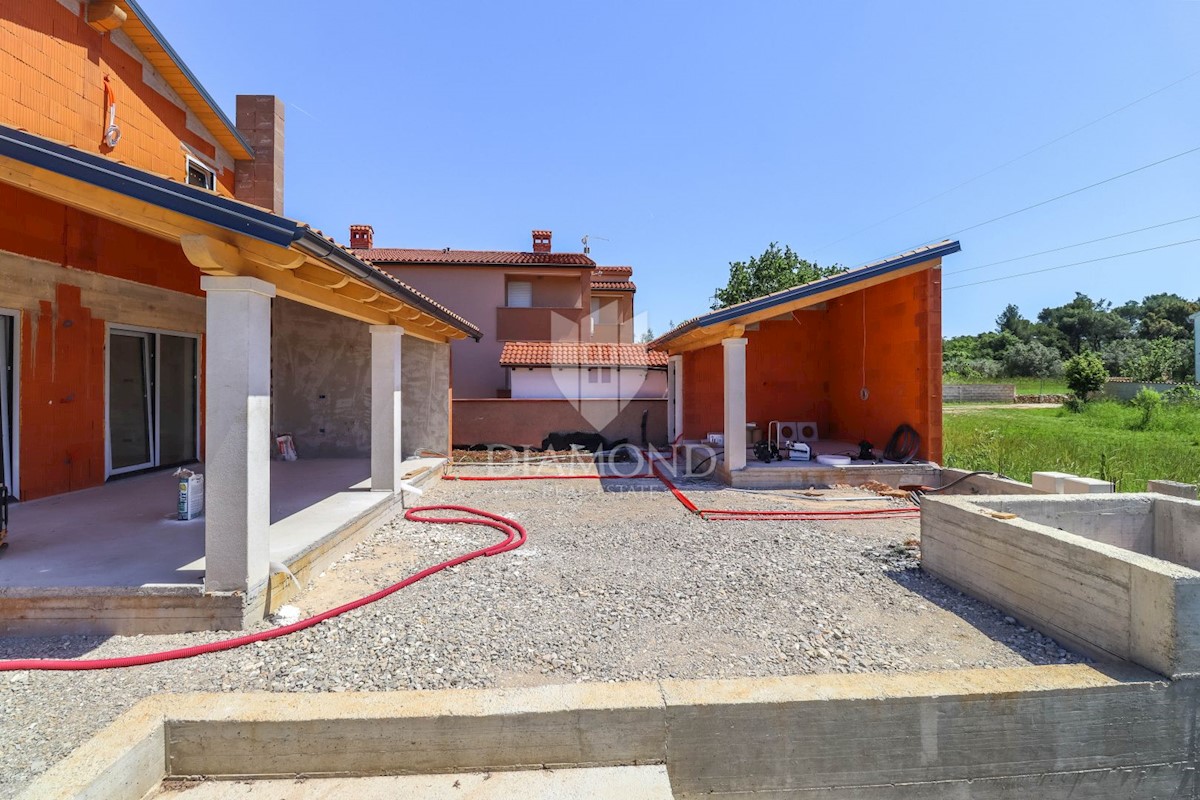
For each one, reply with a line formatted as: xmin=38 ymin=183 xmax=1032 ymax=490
xmin=0 ymin=505 xmax=525 ymax=672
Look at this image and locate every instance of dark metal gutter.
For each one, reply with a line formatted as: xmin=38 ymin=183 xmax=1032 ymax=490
xmin=0 ymin=124 xmax=481 ymax=340
xmin=652 ymin=240 xmax=961 ymax=348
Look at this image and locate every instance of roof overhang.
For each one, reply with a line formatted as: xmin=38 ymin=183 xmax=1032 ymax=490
xmin=651 ymin=240 xmax=960 ymax=355
xmin=0 ymin=125 xmax=480 ymax=342
xmin=119 ymin=1 xmax=254 ymax=161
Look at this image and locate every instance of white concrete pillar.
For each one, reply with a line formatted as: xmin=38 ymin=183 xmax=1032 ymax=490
xmin=370 ymin=325 xmax=404 ymax=492
xmin=1191 ymin=311 xmax=1199 ymax=381
xmin=670 ymin=355 xmax=684 ymax=444
xmin=201 ymin=276 xmax=275 ymax=593
xmin=722 ymin=338 xmax=747 ymax=471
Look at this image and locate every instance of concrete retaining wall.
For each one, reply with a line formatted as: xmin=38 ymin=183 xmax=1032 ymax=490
xmin=453 ymin=398 xmax=667 ymax=448
xmin=922 ymin=494 xmax=1200 ymax=677
xmin=23 ymin=667 xmax=1200 ymax=800
xmin=943 ymin=384 xmax=1015 ymax=402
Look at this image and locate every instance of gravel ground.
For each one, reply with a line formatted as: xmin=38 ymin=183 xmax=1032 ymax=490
xmin=0 ymin=476 xmax=1083 ymax=796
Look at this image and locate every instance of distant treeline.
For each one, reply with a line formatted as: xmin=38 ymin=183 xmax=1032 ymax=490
xmin=946 ymin=293 xmax=1198 ymax=383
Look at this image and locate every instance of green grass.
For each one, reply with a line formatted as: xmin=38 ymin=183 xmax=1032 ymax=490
xmin=944 ymin=376 xmax=1070 ymax=395
xmin=944 ymin=401 xmax=1200 ymax=491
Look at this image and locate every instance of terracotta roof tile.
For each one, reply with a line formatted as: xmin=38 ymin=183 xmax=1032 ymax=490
xmin=592 ymin=280 xmax=637 ymax=291
xmin=351 ymin=248 xmax=596 ymax=267
xmin=593 ymin=265 xmax=633 ymax=279
xmin=501 ymin=342 xmax=668 ymax=368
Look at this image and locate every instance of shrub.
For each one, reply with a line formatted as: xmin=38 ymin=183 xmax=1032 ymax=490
xmin=1002 ymin=341 xmax=1063 ymax=378
xmin=1064 ymin=351 xmax=1108 ymax=401
xmin=1128 ymin=337 xmax=1191 ymax=383
xmin=1165 ymin=384 xmax=1200 ymax=406
xmin=1130 ymin=387 xmax=1163 ymax=430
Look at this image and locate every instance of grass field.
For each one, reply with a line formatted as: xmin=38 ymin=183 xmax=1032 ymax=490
xmin=944 ymin=376 xmax=1070 ymax=395
xmin=943 ymin=401 xmax=1200 ymax=491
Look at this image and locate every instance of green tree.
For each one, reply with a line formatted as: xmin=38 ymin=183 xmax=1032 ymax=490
xmin=711 ymin=243 xmax=844 ymax=309
xmin=995 ymin=304 xmax=1033 ymax=342
xmin=1128 ymin=337 xmax=1191 ymax=382
xmin=1002 ymin=341 xmax=1063 ymax=378
xmin=1063 ymin=351 xmax=1108 ymax=401
xmin=1037 ymin=293 xmax=1129 ymax=355
xmin=1116 ymin=293 xmax=1200 ymax=341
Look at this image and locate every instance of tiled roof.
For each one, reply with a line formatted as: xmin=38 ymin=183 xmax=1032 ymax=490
xmin=351 ymin=248 xmax=596 ymax=267
xmin=592 ymin=280 xmax=637 ymax=292
xmin=591 ymin=266 xmax=636 ymax=291
xmin=593 ymin=266 xmax=633 ymax=279
xmin=501 ymin=342 xmax=668 ymax=368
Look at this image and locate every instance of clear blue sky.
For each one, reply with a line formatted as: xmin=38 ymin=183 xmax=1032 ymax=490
xmin=147 ymin=1 xmax=1200 ymax=337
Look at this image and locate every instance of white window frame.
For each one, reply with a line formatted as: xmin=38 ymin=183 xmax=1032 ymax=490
xmin=185 ymin=155 xmax=216 ymax=191
xmin=0 ymin=308 xmax=20 ymax=499
xmin=104 ymin=324 xmax=201 ymax=479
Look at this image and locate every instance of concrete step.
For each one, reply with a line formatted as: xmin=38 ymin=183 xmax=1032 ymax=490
xmin=150 ymin=764 xmax=674 ymax=799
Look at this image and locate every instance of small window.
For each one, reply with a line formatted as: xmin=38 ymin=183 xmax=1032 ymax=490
xmin=507 ymin=281 xmax=532 ymax=308
xmin=186 ymin=157 xmax=215 ymax=190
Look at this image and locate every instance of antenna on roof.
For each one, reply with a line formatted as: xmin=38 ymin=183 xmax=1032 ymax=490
xmin=581 ymin=234 xmax=609 ymax=255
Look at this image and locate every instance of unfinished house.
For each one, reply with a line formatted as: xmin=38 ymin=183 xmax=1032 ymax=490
xmin=651 ymin=241 xmax=960 ymax=487
xmin=0 ymin=0 xmax=480 ymax=634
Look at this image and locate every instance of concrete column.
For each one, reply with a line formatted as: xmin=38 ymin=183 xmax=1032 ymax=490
xmin=670 ymin=355 xmax=684 ymax=444
xmin=1191 ymin=311 xmax=1199 ymax=381
xmin=201 ymin=276 xmax=275 ymax=593
xmin=370 ymin=325 xmax=404 ymax=492
xmin=722 ymin=338 xmax=747 ymax=471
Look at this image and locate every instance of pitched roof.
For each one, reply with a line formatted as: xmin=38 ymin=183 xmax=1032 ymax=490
xmin=650 ymin=240 xmax=961 ymax=350
xmin=351 ymin=248 xmax=595 ymax=267
xmin=501 ymin=342 xmax=668 ymax=368
xmin=0 ymin=124 xmax=480 ymax=340
xmin=591 ymin=266 xmax=636 ymax=291
xmin=120 ymin=1 xmax=253 ymax=159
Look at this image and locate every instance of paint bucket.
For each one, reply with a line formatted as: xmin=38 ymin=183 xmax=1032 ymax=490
xmin=175 ymin=469 xmax=205 ymax=520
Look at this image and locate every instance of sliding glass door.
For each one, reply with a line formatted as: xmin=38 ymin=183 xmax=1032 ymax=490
xmin=108 ymin=328 xmax=198 ymax=476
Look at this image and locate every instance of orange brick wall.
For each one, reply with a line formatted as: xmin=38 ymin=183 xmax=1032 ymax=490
xmin=1 ymin=184 xmax=205 ymax=499
xmin=0 ymin=1 xmax=235 ymax=193
xmin=680 ymin=267 xmax=943 ymax=462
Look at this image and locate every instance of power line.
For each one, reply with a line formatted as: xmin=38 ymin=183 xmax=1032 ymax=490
xmin=944 ymin=237 xmax=1200 ymax=290
xmin=945 ymin=144 xmax=1200 ymax=237
xmin=811 ymin=66 xmax=1200 ymax=254
xmin=946 ymin=212 xmax=1200 ymax=276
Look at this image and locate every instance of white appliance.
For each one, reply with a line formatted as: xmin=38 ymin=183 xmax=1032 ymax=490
xmin=769 ymin=421 xmax=819 ymax=449
xmin=786 ymin=442 xmax=811 ymax=461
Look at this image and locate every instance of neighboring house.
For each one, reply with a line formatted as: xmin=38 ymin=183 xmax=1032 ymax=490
xmin=501 ymin=342 xmax=667 ymax=400
xmin=651 ymin=241 xmax=960 ymax=482
xmin=350 ymin=227 xmax=646 ymax=399
xmin=0 ymin=0 xmax=479 ymax=632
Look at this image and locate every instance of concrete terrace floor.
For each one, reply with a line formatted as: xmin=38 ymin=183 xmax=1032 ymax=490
xmin=1 ymin=459 xmax=373 ymax=588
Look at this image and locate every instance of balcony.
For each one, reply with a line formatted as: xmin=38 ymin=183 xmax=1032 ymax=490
xmin=496 ymin=306 xmax=586 ymax=342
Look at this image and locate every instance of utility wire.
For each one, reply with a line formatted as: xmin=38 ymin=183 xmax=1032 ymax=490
xmin=944 ymin=237 xmax=1200 ymax=290
xmin=944 ymin=145 xmax=1200 ymax=238
xmin=945 ymin=212 xmax=1200 ymax=276
xmin=811 ymin=66 xmax=1200 ymax=254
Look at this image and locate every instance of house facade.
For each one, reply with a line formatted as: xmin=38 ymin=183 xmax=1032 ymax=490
xmin=0 ymin=0 xmax=479 ymax=631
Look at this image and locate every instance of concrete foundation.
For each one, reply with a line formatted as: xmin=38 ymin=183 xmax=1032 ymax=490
xmin=922 ymin=494 xmax=1200 ymax=677
xmin=21 ymin=666 xmax=1200 ymax=800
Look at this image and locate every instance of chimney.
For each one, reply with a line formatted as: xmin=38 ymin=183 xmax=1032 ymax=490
xmin=349 ymin=224 xmax=374 ymax=250
xmin=532 ymin=229 xmax=552 ymax=253
xmin=234 ymin=95 xmax=285 ymax=214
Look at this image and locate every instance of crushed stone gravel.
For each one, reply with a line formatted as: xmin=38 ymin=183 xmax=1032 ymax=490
xmin=0 ymin=477 xmax=1084 ymax=796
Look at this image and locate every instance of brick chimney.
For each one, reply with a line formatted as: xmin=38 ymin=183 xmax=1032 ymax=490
xmin=532 ymin=230 xmax=552 ymax=253
xmin=233 ymin=95 xmax=284 ymax=214
xmin=350 ymin=224 xmax=374 ymax=250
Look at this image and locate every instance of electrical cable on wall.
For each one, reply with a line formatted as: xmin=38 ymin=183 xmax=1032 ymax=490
xmin=102 ymin=75 xmax=121 ymax=148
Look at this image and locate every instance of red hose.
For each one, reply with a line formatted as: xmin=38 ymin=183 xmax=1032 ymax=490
xmin=0 ymin=505 xmax=525 ymax=672
xmin=700 ymin=507 xmax=920 ymax=518
xmin=445 ymin=474 xmax=656 ymax=481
